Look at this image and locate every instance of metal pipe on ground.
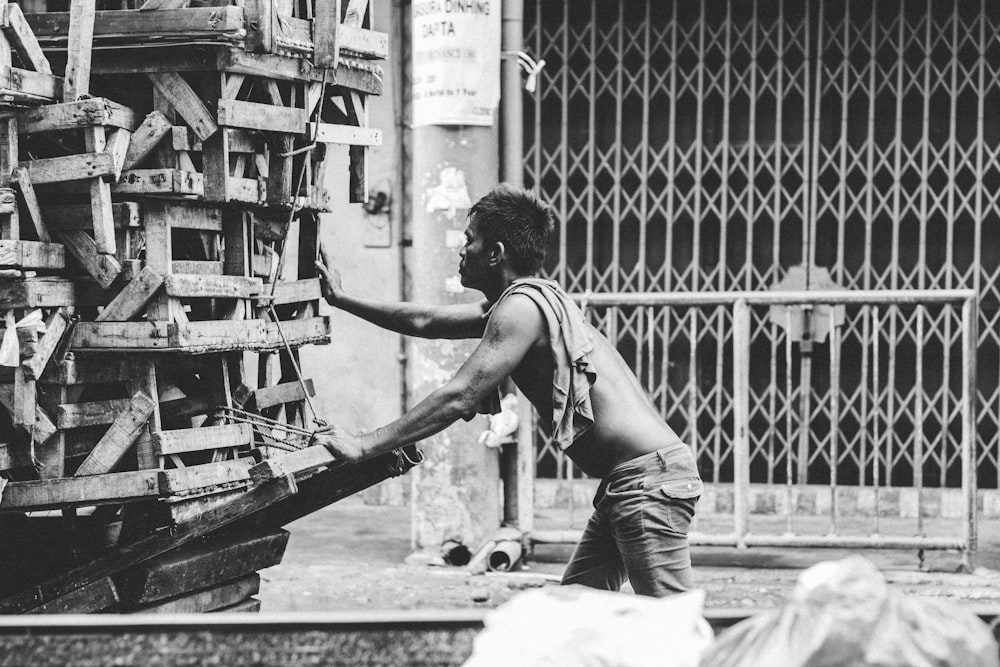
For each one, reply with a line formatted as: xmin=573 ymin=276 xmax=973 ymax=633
xmin=486 ymin=527 xmax=523 ymax=572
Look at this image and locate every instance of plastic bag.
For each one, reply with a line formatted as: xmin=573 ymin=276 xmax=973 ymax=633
xmin=463 ymin=586 xmax=713 ymax=667
xmin=0 ymin=309 xmax=46 ymax=367
xmin=700 ymin=555 xmax=999 ymax=667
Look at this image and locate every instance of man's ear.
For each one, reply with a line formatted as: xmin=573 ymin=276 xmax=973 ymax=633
xmin=489 ymin=241 xmax=505 ymax=267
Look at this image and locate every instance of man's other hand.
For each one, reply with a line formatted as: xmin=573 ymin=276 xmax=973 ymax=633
xmin=315 ymin=243 xmax=345 ymax=306
xmin=312 ymin=423 xmax=366 ymax=463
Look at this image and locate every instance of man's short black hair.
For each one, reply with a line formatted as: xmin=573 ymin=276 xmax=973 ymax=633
xmin=469 ymin=184 xmax=555 ymax=275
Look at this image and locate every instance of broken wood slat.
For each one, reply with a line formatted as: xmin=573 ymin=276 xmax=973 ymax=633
xmin=251 ymin=378 xmax=315 ymax=411
xmin=115 ymin=168 xmax=203 ymax=197
xmin=306 ymin=122 xmax=382 ymax=146
xmin=96 ymin=266 xmax=164 ymax=322
xmin=11 ymin=166 xmax=49 ymax=242
xmin=25 ymin=576 xmax=118 ymax=614
xmin=26 ymin=7 xmax=245 ymax=43
xmin=172 ymin=126 xmax=263 ymax=153
xmin=0 ymin=277 xmax=75 ymax=308
xmin=0 ymin=475 xmax=295 ymax=614
xmin=14 ymin=328 xmax=37 ymax=428
xmin=55 ymin=398 xmax=131 ymax=429
xmin=64 ymin=0 xmax=97 ymax=100
xmin=261 ymin=316 xmax=331 ymax=350
xmin=216 ymin=98 xmax=307 ymax=134
xmin=147 ymin=71 xmax=218 ymax=141
xmin=128 ymin=574 xmax=259 ymax=614
xmin=0 ymin=240 xmax=64 ymax=269
xmin=115 ymin=528 xmax=287 ymax=607
xmin=0 ymin=65 xmax=60 ymax=103
xmin=23 ymin=308 xmax=70 ymax=380
xmin=122 ymin=110 xmax=172 ymax=171
xmin=17 ymin=152 xmax=116 ymax=184
xmin=1 ymin=4 xmax=51 ymax=74
xmin=0 ymin=383 xmax=56 ymax=442
xmin=43 ymin=202 xmax=139 ymax=231
xmin=171 ymin=260 xmax=223 ymax=275
xmin=159 ymin=458 xmax=253 ymax=497
xmin=16 ymin=98 xmax=140 ymax=134
xmin=74 ymin=391 xmax=155 ymax=476
xmin=55 ymin=230 xmax=121 ymax=289
xmin=249 ymin=445 xmax=335 ymax=486
xmin=163 ymin=274 xmax=262 ymax=299
xmin=269 ymin=278 xmax=321 ymax=306
xmin=159 ymin=487 xmax=243 ymax=524
xmin=0 ymin=469 xmax=160 ymax=513
xmin=152 ymin=423 xmax=253 ymax=456
xmin=106 ymin=127 xmax=131 ymax=178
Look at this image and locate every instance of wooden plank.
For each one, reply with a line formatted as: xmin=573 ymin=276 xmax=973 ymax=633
xmin=128 ymin=574 xmax=259 ymax=614
xmin=252 ymin=378 xmax=315 ymax=411
xmin=262 ymin=316 xmax=330 ymax=349
xmin=2 ymin=4 xmax=51 ymax=74
xmin=314 ymin=0 xmax=341 ymax=67
xmin=158 ymin=203 xmax=222 ymax=231
xmin=122 ymin=110 xmax=172 ymax=171
xmin=43 ymin=202 xmax=139 ymax=231
xmin=16 ymin=98 xmax=139 ymax=134
xmin=115 ymin=168 xmax=203 ymax=196
xmin=306 ymin=122 xmax=382 ymax=146
xmin=0 ymin=469 xmax=160 ymax=512
xmin=64 ymin=0 xmax=96 ymax=100
xmin=216 ymin=99 xmax=306 ymax=134
xmin=159 ymin=458 xmax=253 ymax=497
xmin=0 ymin=240 xmax=64 ymax=269
xmin=26 ymin=7 xmax=245 ymax=43
xmin=43 ymin=355 xmax=148 ymax=385
xmin=147 ymin=71 xmax=218 ymax=141
xmin=214 ymin=598 xmax=260 ymax=613
xmin=107 ymin=128 xmax=131 ymax=179
xmin=25 ymin=577 xmax=118 ymax=614
xmin=172 ymin=126 xmax=262 ymax=153
xmin=71 ymin=320 xmax=268 ymax=351
xmin=96 ymin=266 xmax=164 ymax=322
xmin=139 ymin=0 xmax=190 ymax=10
xmin=0 ymin=277 xmax=75 ymax=308
xmin=270 ymin=278 xmax=321 ymax=305
xmin=11 ymin=166 xmax=50 ymax=242
xmin=171 ymin=260 xmax=222 ymax=275
xmin=116 ymin=529 xmax=286 ymax=607
xmin=17 ymin=152 xmax=116 ymax=184
xmin=56 ymin=230 xmax=121 ymax=289
xmin=13 ymin=329 xmax=37 ymax=428
xmin=338 ymin=24 xmax=389 ymax=60
xmin=0 ymin=65 xmax=61 ymax=102
xmin=152 ymin=423 xmax=252 ymax=456
xmin=56 ymin=398 xmax=131 ymax=429
xmin=243 ymin=0 xmax=272 ymax=53
xmin=23 ymin=308 xmax=70 ymax=380
xmin=164 ymin=274 xmax=262 ymax=298
xmin=74 ymin=391 xmax=155 ymax=476
xmin=0 ymin=384 xmax=56 ymax=442
xmin=0 ymin=473 xmax=294 ymax=613
xmin=84 ymin=124 xmax=116 ymax=254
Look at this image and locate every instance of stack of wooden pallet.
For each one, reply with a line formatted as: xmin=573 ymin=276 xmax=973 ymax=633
xmin=0 ymin=0 xmax=415 ymax=615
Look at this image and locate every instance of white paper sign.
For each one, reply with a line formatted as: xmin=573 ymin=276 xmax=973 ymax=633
xmin=412 ymin=0 xmax=501 ymax=127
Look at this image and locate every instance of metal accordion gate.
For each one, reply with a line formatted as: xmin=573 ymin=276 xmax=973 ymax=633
xmin=522 ymin=0 xmax=1000 ymax=552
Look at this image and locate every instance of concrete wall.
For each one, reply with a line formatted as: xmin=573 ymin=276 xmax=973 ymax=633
xmin=300 ymin=0 xmax=408 ymax=506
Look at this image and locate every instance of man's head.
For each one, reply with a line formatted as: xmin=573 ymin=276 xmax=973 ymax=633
xmin=463 ymin=184 xmax=554 ymax=283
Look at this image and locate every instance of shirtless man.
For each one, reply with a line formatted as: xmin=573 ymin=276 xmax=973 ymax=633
xmin=313 ymin=184 xmax=703 ymax=596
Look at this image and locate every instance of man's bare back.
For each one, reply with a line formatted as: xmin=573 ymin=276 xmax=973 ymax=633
xmin=500 ymin=292 xmax=684 ymax=478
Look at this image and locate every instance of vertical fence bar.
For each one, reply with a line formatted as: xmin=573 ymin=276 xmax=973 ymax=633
xmin=733 ymin=299 xmax=751 ymax=548
xmin=873 ymin=305 xmax=881 ymax=534
xmin=962 ymin=294 xmax=978 ymax=571
xmin=916 ymin=305 xmax=925 ymax=535
xmin=829 ymin=308 xmax=841 ymax=535
xmin=784 ymin=307 xmax=794 ymax=534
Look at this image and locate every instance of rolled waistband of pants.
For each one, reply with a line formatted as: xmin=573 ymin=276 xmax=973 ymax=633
xmin=605 ymin=441 xmax=694 ymax=482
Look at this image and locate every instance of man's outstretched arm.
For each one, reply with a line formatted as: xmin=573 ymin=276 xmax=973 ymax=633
xmin=313 ymin=293 xmax=543 ymax=462
xmin=315 ymin=245 xmax=488 ymax=339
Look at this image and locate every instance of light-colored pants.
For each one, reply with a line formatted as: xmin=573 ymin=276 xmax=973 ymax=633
xmin=561 ymin=443 xmax=703 ymax=597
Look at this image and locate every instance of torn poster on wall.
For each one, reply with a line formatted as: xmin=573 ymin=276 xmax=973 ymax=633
xmin=412 ymin=0 xmax=501 ymax=127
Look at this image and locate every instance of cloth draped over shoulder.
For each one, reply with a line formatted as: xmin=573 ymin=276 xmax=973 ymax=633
xmin=478 ymin=278 xmax=597 ymax=451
